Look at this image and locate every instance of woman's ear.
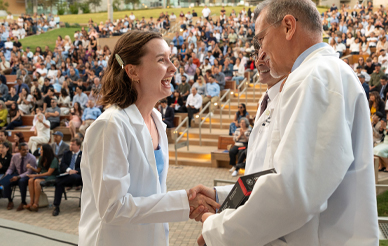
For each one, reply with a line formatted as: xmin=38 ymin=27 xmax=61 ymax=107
xmin=125 ymin=64 xmax=139 ymax=81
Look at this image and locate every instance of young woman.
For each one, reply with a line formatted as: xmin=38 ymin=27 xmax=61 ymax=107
xmin=79 ymin=31 xmax=218 ymax=246
xmin=369 ymin=91 xmax=385 ymax=121
xmin=232 ymin=57 xmax=245 ymax=86
xmin=17 ymin=88 xmax=33 ymax=115
xmin=192 ymin=76 xmax=207 ymax=97
xmin=67 ymin=104 xmax=82 ymax=139
xmin=350 ymin=37 xmax=361 ymax=55
xmin=5 ymin=102 xmax=23 ymax=130
xmin=229 ymin=117 xmax=252 ymax=177
xmin=13 ymin=132 xmax=26 ymax=153
xmin=229 ymin=103 xmax=250 ymax=135
xmin=25 ymin=144 xmax=59 ymax=212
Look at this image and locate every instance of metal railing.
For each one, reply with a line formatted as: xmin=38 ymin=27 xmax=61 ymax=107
xmin=174 ymin=116 xmax=189 ymax=166
xmin=252 ymin=74 xmax=262 ymax=102
xmin=218 ymin=89 xmax=231 ymax=129
xmin=198 ymin=101 xmax=212 ymax=146
xmin=237 ymin=78 xmax=248 ymax=106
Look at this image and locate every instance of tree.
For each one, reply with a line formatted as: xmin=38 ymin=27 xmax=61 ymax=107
xmin=112 ymin=0 xmax=121 ymax=11
xmin=0 ymin=0 xmax=9 ymax=12
xmin=37 ymin=0 xmax=59 ymax=13
xmin=88 ymin=0 xmax=102 ymax=12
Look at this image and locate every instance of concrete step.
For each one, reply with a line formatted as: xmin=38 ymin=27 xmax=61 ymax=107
xmin=168 ymin=157 xmax=212 ymax=167
xmin=178 ymin=138 xmax=219 ymax=147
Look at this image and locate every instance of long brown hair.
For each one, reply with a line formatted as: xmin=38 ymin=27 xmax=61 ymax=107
xmin=369 ymin=91 xmax=383 ymax=110
xmin=99 ymin=30 xmax=163 ymax=109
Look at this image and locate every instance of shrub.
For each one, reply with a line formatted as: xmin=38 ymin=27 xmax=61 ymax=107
xmin=69 ymin=4 xmax=79 ymax=14
xmin=79 ymin=3 xmax=91 ymax=14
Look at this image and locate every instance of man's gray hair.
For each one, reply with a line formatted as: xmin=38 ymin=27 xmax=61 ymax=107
xmin=253 ymin=0 xmax=322 ymax=34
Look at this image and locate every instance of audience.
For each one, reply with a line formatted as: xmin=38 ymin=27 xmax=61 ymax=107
xmin=28 ymin=113 xmax=50 ymax=153
xmin=0 ymin=100 xmax=7 ymax=129
xmin=0 ymin=130 xmax=12 ymax=154
xmin=0 ymin=142 xmax=12 ymax=179
xmin=52 ymin=138 xmax=83 ymax=216
xmin=45 ymin=98 xmax=60 ymax=129
xmin=13 ymin=132 xmax=26 ymax=153
xmin=0 ymin=143 xmax=36 ymax=211
xmin=229 ymin=117 xmax=251 ymax=177
xmin=203 ymin=75 xmax=220 ymax=114
xmin=51 ymin=131 xmax=69 ymax=161
xmin=186 ymin=87 xmax=202 ymax=127
xmin=159 ymin=99 xmax=174 ymax=128
xmin=229 ymin=103 xmax=250 ymax=136
xmin=24 ymin=144 xmax=59 ymax=212
xmin=79 ymin=100 xmax=101 ymax=135
xmin=5 ymin=102 xmax=23 ymax=130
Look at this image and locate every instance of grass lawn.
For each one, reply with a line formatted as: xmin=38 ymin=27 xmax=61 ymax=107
xmin=21 ymin=27 xmax=80 ymax=51
xmin=381 ymin=241 xmax=388 ymax=246
xmin=378 ymin=190 xmax=388 ymax=245
xmin=58 ymin=6 xmax=328 ymax=25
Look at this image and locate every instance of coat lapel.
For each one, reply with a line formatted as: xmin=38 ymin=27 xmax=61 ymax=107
xmin=124 ymin=105 xmax=158 ymax=180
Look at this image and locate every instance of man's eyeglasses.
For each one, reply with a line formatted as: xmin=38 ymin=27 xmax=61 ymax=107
xmin=253 ymin=16 xmax=298 ymax=53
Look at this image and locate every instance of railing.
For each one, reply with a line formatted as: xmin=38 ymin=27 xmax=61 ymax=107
xmin=198 ymin=101 xmax=212 ymax=146
xmin=252 ymin=73 xmax=261 ymax=102
xmin=237 ymin=78 xmax=248 ymax=106
xmin=174 ymin=116 xmax=189 ymax=166
xmin=218 ymin=89 xmax=231 ymax=129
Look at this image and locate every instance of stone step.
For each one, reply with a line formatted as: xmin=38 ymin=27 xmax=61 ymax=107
xmin=168 ymin=157 xmax=212 ymax=167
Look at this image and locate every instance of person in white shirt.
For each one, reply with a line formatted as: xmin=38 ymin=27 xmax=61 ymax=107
xmin=192 ymin=1 xmax=378 ymax=245
xmin=186 ymin=87 xmax=202 ymax=127
xmin=378 ymin=49 xmax=388 ymax=69
xmin=368 ymin=32 xmax=379 ymax=47
xmin=6 ymin=13 xmax=13 ymax=20
xmin=129 ymin=12 xmax=135 ymax=21
xmin=169 ymin=42 xmax=177 ymax=57
xmin=170 ymin=12 xmax=177 ymax=22
xmin=28 ymin=113 xmax=51 ymax=153
xmin=335 ymin=37 xmax=346 ymax=57
xmin=202 ymin=5 xmax=211 ymax=20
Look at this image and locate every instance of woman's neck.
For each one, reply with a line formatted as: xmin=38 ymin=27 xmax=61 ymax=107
xmin=135 ymin=98 xmax=156 ymax=124
xmin=1 ymin=152 xmax=6 ymax=157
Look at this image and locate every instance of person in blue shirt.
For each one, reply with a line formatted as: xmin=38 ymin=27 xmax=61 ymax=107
xmin=72 ymin=86 xmax=89 ymax=109
xmin=203 ymin=75 xmax=220 ymax=113
xmin=79 ymin=100 xmax=101 ymax=135
xmin=172 ymin=31 xmax=184 ymax=49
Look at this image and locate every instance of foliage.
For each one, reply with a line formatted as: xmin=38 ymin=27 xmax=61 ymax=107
xmin=69 ymin=3 xmax=79 ymax=15
xmin=79 ymin=2 xmax=91 ymax=14
xmin=38 ymin=0 xmax=59 ymax=12
xmin=57 ymin=2 xmax=67 ymax=15
xmin=112 ymin=0 xmax=121 ymax=11
xmin=88 ymin=0 xmax=102 ymax=12
xmin=0 ymin=0 xmax=9 ymax=12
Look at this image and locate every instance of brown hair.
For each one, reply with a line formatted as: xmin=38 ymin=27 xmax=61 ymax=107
xmin=99 ymin=30 xmax=163 ymax=108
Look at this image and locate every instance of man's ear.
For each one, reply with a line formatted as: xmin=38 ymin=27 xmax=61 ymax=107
xmin=283 ymin=15 xmax=297 ymax=41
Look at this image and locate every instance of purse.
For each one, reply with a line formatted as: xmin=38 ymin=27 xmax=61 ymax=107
xmin=38 ymin=191 xmax=49 ymax=208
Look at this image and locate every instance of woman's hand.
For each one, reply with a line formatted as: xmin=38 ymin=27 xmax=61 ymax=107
xmin=26 ymin=163 xmax=32 ymax=169
xmin=27 ymin=174 xmax=36 ymax=178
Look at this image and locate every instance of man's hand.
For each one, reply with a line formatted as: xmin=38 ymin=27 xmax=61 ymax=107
xmin=188 ymin=184 xmax=219 ymax=221
xmin=26 ymin=163 xmax=32 ymax=169
xmin=69 ymin=170 xmax=78 ymax=175
xmin=197 ymin=212 xmax=215 ymax=246
xmin=10 ymin=176 xmax=20 ymax=182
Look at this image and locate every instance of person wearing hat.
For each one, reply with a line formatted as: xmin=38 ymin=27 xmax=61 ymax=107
xmin=51 ymin=131 xmax=69 ymax=161
xmin=370 ymin=63 xmax=385 ymax=92
xmin=358 ymin=74 xmax=369 ymax=100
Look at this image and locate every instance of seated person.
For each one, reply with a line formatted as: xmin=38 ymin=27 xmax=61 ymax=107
xmin=0 ymin=143 xmax=36 ymax=210
xmin=45 ymin=98 xmax=61 ymax=129
xmin=229 ymin=117 xmax=251 ymax=177
xmin=51 ymin=131 xmax=69 ymax=161
xmin=24 ymin=144 xmax=59 ymax=212
xmin=169 ymin=91 xmax=185 ymax=112
xmin=177 ymin=75 xmax=191 ymax=101
xmin=186 ymin=87 xmax=202 ymax=127
xmin=159 ymin=99 xmax=174 ymax=128
xmin=28 ymin=113 xmax=51 ymax=153
xmin=0 ymin=100 xmax=8 ymax=128
xmin=229 ymin=103 xmax=250 ymax=136
xmin=43 ymin=88 xmax=57 ymax=113
xmin=0 ymin=130 xmax=12 ymax=154
xmin=203 ymin=75 xmax=220 ymax=113
xmin=17 ymin=88 xmax=33 ymax=115
xmin=79 ymin=100 xmax=101 ymax=135
xmin=72 ymin=86 xmax=89 ymax=109
xmin=5 ymin=102 xmax=23 ymax=130
xmin=13 ymin=132 xmax=26 ymax=153
xmin=68 ymin=103 xmax=83 ymax=139
xmin=0 ymin=142 xmax=12 ymax=179
xmin=14 ymin=78 xmax=29 ymax=95
xmin=4 ymin=87 xmax=19 ymax=108
xmin=42 ymin=78 xmax=54 ymax=97
xmin=52 ymin=138 xmax=83 ymax=216
xmin=372 ymin=112 xmax=385 ymax=146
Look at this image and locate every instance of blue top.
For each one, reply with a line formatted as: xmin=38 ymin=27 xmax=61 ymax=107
xmin=206 ymin=82 xmax=220 ymax=97
xmin=291 ymin=43 xmax=329 ymax=72
xmin=82 ymin=107 xmax=101 ymax=121
xmin=154 ymin=144 xmax=164 ymax=185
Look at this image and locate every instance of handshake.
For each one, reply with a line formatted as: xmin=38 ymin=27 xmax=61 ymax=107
xmin=186 ymin=184 xmax=219 ymax=246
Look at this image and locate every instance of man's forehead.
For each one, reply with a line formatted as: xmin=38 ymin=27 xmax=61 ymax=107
xmin=254 ymin=9 xmax=268 ymax=35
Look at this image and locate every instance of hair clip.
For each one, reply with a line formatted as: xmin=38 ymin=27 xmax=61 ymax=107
xmin=115 ymin=54 xmax=124 ymax=69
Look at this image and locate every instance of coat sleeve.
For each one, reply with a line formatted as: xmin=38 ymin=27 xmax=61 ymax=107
xmin=202 ymin=76 xmax=356 ymax=245
xmin=83 ymin=117 xmax=189 ymax=226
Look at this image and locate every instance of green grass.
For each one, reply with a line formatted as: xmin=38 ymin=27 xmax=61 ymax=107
xmin=58 ymin=6 xmax=328 ymax=25
xmin=381 ymin=240 xmax=388 ymax=246
xmin=378 ymin=191 xmax=388 ymax=245
xmin=21 ymin=27 xmax=80 ymax=51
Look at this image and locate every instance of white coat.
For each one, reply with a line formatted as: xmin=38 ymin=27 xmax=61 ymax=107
xmin=202 ymin=46 xmax=379 ymax=245
xmin=79 ymin=104 xmax=190 ymax=246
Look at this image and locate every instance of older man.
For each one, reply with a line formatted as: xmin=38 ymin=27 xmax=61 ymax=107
xmin=79 ymin=100 xmax=101 ymax=135
xmin=194 ymin=1 xmax=378 ymax=245
xmin=186 ymin=87 xmax=202 ymax=127
xmin=28 ymin=113 xmax=50 ymax=153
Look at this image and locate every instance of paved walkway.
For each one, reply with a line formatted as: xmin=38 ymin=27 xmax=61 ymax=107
xmin=0 ymin=165 xmax=238 ymax=246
